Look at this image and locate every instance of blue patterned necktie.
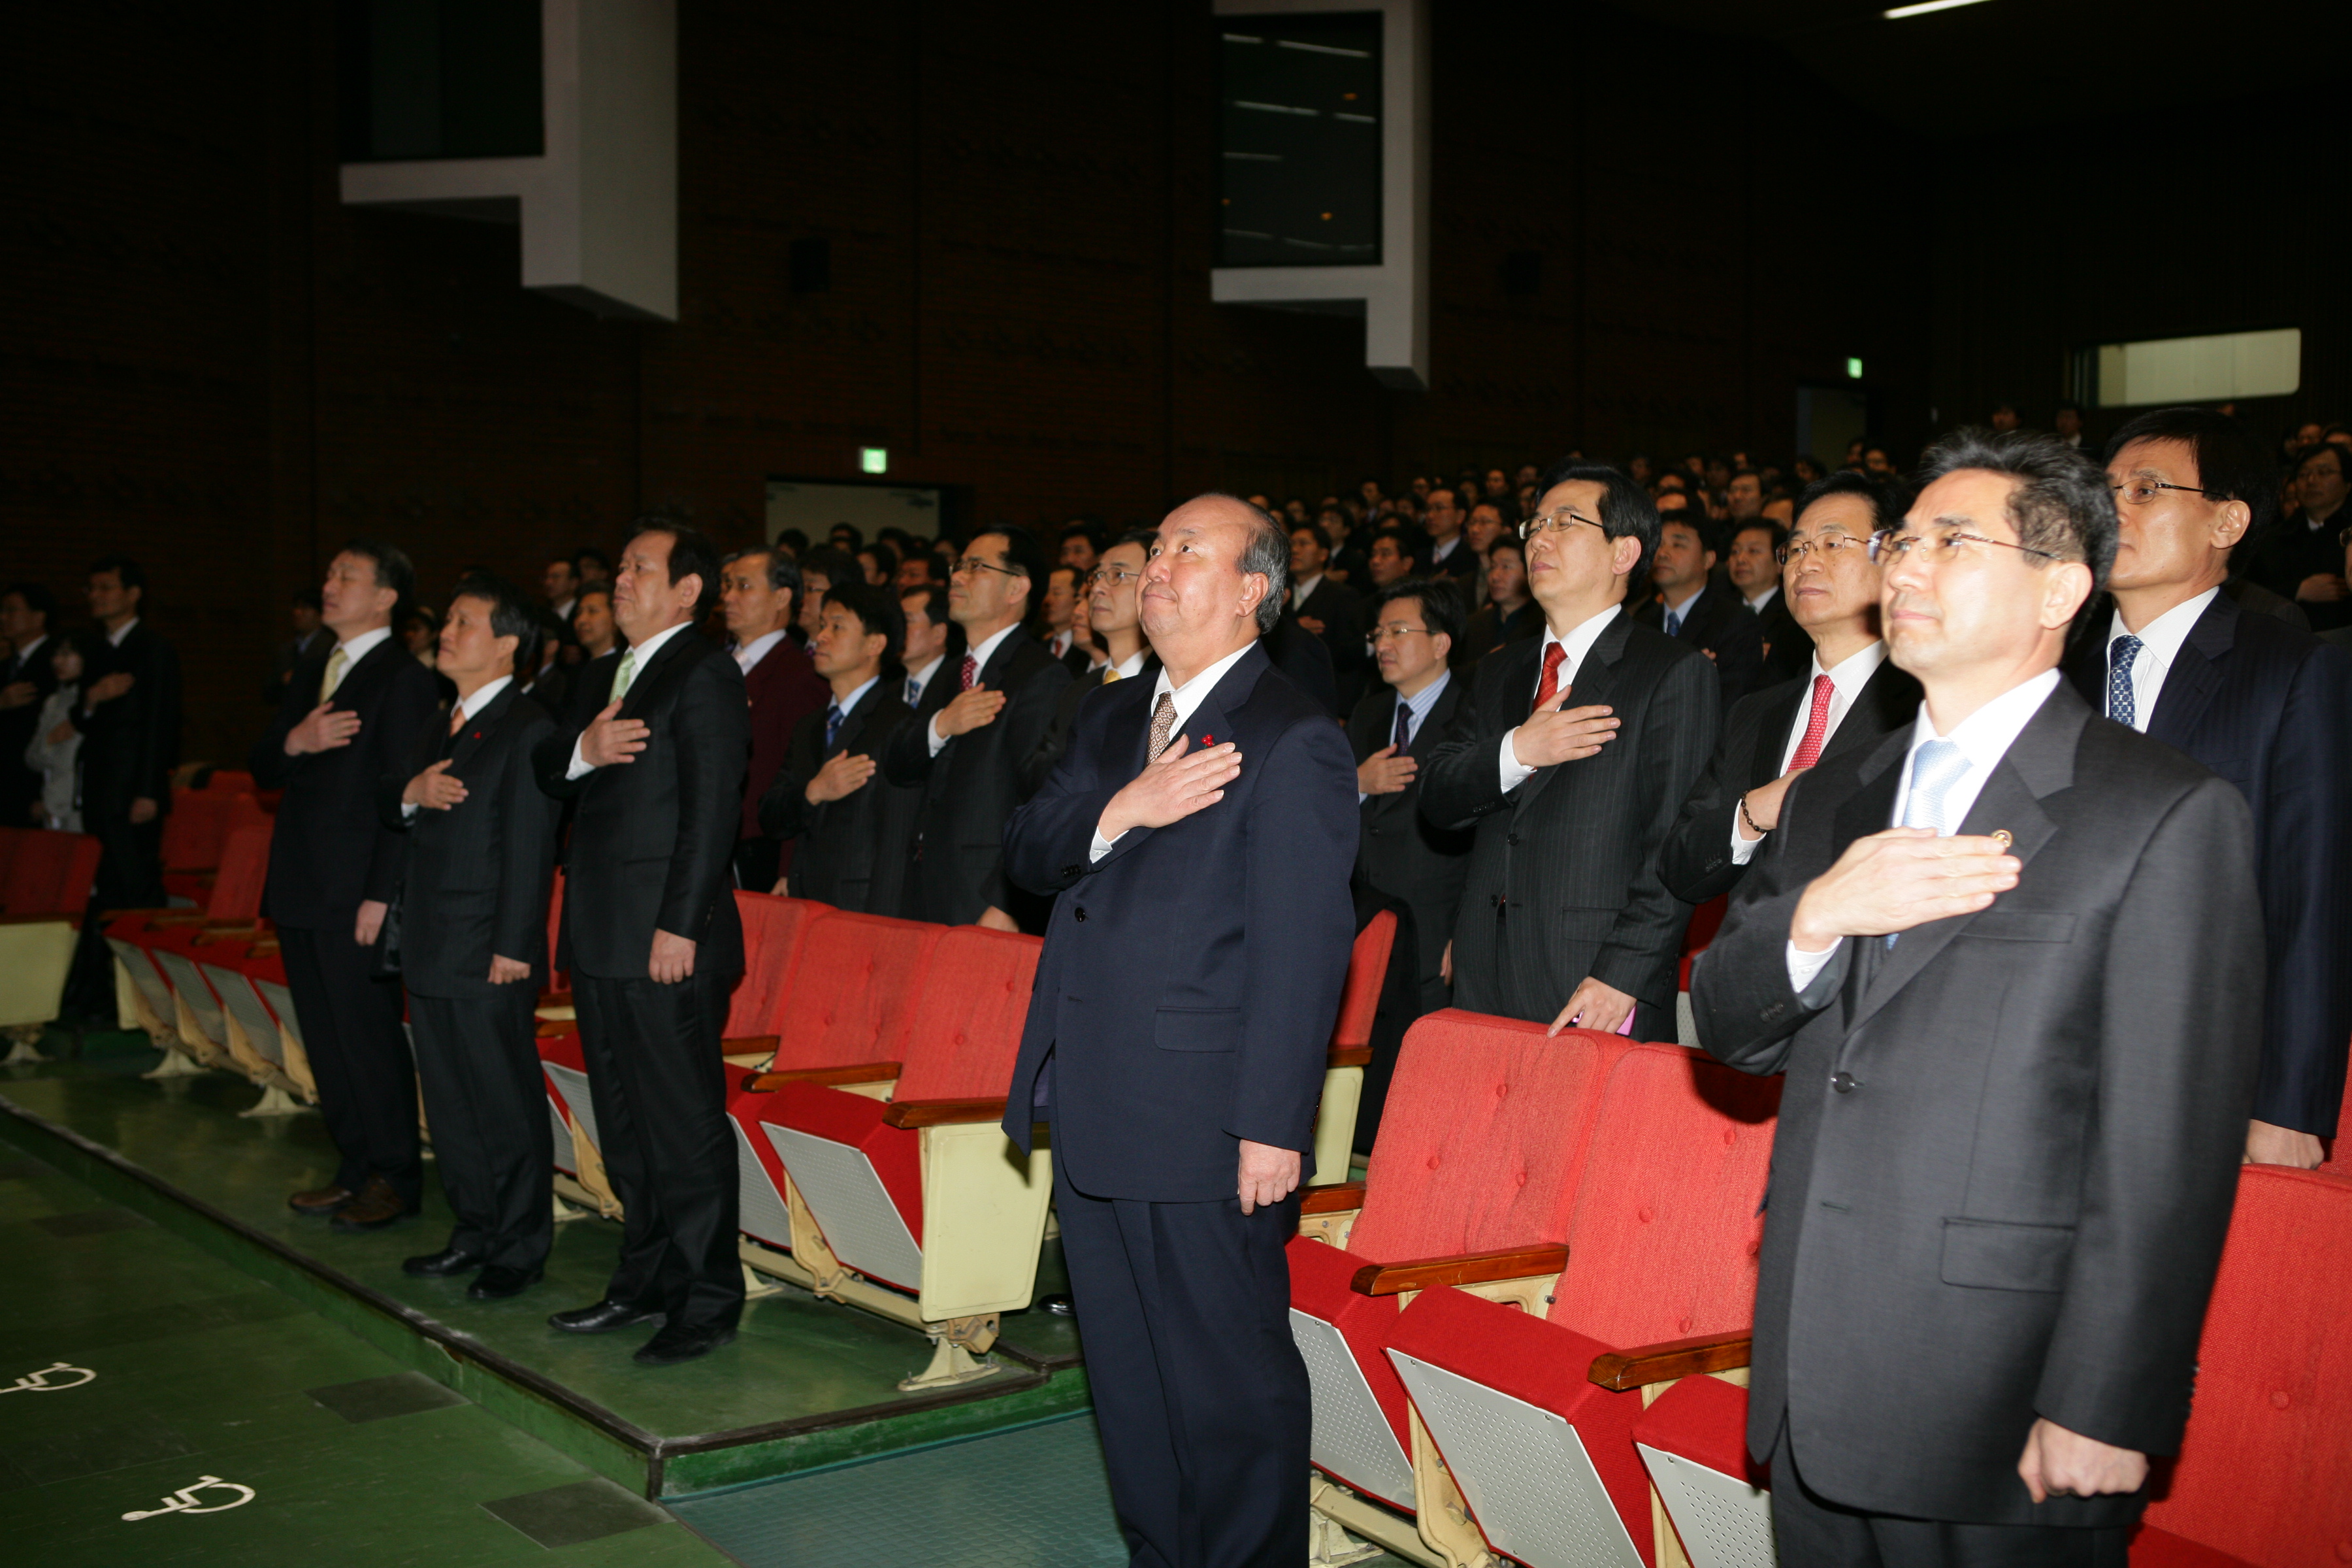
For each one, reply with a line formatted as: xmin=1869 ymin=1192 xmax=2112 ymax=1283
xmin=824 ymin=704 xmax=845 ymax=752
xmin=904 ymin=676 xmax=921 ymax=707
xmin=1663 ymin=608 xmax=1683 ymax=637
xmin=2107 ymin=634 xmax=2143 ymax=728
xmin=1888 ymin=738 xmax=1971 ymax=949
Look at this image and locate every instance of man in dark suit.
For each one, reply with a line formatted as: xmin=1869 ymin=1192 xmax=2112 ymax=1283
xmin=883 ymin=527 xmax=1070 ymax=930
xmin=1663 ymin=475 xmax=1919 ymax=906
xmin=721 ymin=549 xmax=828 ymax=894
xmin=1729 ymin=519 xmax=1812 ymax=685
xmin=0 ymin=583 xmax=59 ymax=827
xmin=2247 ymin=441 xmax=2349 ymax=608
xmin=261 ymin=589 xmax=325 ymax=707
xmin=2063 ymin=406 xmax=2352 ymax=1168
xmin=1004 ymin=495 xmax=1357 ymax=1568
xmin=73 ymin=557 xmax=182 ymax=916
xmin=1695 ymin=430 xmax=2262 ymax=1560
xmin=1422 ymin=486 xmax=1480 ymax=583
xmin=761 ymin=581 xmax=919 ymax=914
xmin=251 ymin=542 xmax=441 ymax=1230
xmin=1349 ymin=578 xmax=1473 ymax=1017
xmin=1633 ymin=515 xmax=1765 ymax=706
xmin=379 ymin=575 xmax=561 ymax=1298
xmin=1420 ymin=465 xmax=1719 ymax=1036
xmin=1284 ymin=521 xmax=1370 ymax=715
xmin=1024 ymin=531 xmax=1158 ymax=794
xmin=534 ymin=523 xmax=749 ymax=1365
xmin=1039 ymin=564 xmax=1096 ymax=676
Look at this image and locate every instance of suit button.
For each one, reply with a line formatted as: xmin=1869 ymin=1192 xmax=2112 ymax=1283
xmin=1061 ymin=864 xmax=1081 ymax=879
xmin=1831 ymin=1071 xmax=1857 ymax=1094
xmin=1073 ymin=906 xmax=1088 ymax=923
xmin=1507 ymin=834 xmax=1522 ymax=847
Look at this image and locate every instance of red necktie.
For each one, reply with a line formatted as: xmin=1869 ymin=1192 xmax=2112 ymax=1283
xmin=959 ymin=653 xmax=979 ymax=693
xmin=1787 ymin=674 xmax=1836 ymax=770
xmin=1531 ymin=642 xmax=1567 ymax=715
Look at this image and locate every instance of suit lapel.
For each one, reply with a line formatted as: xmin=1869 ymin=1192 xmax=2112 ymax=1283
xmin=2146 ymin=593 xmax=2234 ymax=749
xmin=1748 ymin=681 xmax=1807 ymax=786
xmin=1409 ymin=678 xmax=1460 ymax=762
xmin=447 ymin=685 xmax=518 ymax=773
xmin=617 ymin=627 xmax=702 ymax=721
xmin=1513 ymin=614 xmax=1630 ymax=818
xmin=1820 ymin=660 xmax=1919 ymax=766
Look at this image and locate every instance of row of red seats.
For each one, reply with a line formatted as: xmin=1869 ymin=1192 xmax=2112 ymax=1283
xmin=0 ymin=826 xmax=105 ymax=1040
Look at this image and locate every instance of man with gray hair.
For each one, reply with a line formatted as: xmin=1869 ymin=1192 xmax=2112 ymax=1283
xmin=1004 ymin=495 xmax=1358 ymax=1567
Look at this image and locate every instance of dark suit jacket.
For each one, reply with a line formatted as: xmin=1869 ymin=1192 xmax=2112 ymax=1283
xmin=250 ymin=636 xmax=438 ymax=928
xmin=740 ymin=638 xmax=828 ymax=846
xmin=760 ymin=680 xmax=920 ymax=915
xmin=1751 ymin=588 xmax=1812 ymax=686
xmin=1346 ymin=676 xmax=1473 ymax=983
xmin=1 ymin=635 xmax=61 ymax=826
xmin=1659 ymin=655 xmax=1920 ymax=906
xmin=1458 ymin=598 xmax=1543 ymax=670
xmin=1001 ymin=644 xmax=1358 ymax=1200
xmin=1288 ymin=576 xmax=1370 ymax=715
xmin=1263 ymin=615 xmax=1339 ymax=717
xmin=1693 ymin=687 xmax=2261 ymax=1526
xmin=2063 ymin=591 xmax=2352 ymax=1134
xmin=1636 ymin=581 xmax=1765 ymax=708
xmin=1419 ymin=613 xmax=1720 ymax=1023
xmin=2246 ymin=511 xmax=2344 ymax=602
xmin=532 ymin=627 xmax=749 ymax=981
xmin=376 ymin=684 xmax=561 ymax=998
xmin=1022 ymin=656 xmax=1160 ymax=796
xmin=882 ymin=627 xmax=1071 ymax=924
xmin=76 ymin=622 xmax=182 ymax=817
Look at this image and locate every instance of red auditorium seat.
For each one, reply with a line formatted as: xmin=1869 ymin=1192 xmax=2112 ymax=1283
xmin=159 ymin=789 xmax=267 ymax=905
xmin=0 ymin=828 xmax=103 ymax=1040
xmin=1380 ymin=1043 xmax=1779 ymax=1567
xmin=105 ymin=821 xmax=273 ymax=1074
xmin=1312 ymin=909 xmax=1397 ymax=1183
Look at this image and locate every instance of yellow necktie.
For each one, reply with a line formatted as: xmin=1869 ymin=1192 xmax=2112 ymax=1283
xmin=318 ymin=646 xmax=348 ymax=703
xmin=611 ymin=647 xmax=640 ymax=700
xmin=1102 ymin=666 xmax=1121 ymax=683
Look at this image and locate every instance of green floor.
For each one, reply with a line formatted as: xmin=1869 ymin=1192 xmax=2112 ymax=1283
xmin=0 ymin=1137 xmax=730 ymax=1567
xmin=0 ymin=1030 xmax=1085 ymax=1494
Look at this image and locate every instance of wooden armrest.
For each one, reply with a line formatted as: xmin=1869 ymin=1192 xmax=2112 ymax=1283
xmin=538 ymin=988 xmax=573 ymax=1009
xmin=248 ymin=938 xmax=281 ymax=956
xmin=1327 ymin=1045 xmax=1372 ymax=1068
xmin=143 ymin=911 xmax=212 ymax=927
xmin=0 ymin=911 xmax=80 ymax=927
xmin=1299 ymin=1181 xmax=1367 ymax=1215
xmin=881 ymin=1096 xmax=1009 ymax=1130
xmin=721 ymin=1034 xmax=779 ymax=1057
xmin=1587 ymin=1331 xmax=1754 ymax=1391
xmin=1350 ymin=1243 xmax=1570 ymax=1298
xmin=195 ymin=923 xmax=260 ymax=941
xmin=747 ymin=1061 xmax=900 ymax=1092
xmin=534 ymin=1017 xmax=575 ymax=1038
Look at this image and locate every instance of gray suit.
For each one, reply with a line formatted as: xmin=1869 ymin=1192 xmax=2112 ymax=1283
xmin=1693 ymin=685 xmax=2262 ymax=1529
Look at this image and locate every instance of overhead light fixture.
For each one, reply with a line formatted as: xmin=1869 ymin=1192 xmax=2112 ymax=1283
xmin=859 ymin=448 xmax=888 ymax=474
xmin=1884 ymin=0 xmax=1993 ymax=16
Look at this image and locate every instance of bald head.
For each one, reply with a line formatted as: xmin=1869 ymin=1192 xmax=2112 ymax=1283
xmin=1140 ymin=494 xmax=1288 ymax=683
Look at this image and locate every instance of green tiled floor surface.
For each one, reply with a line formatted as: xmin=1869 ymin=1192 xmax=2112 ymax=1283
xmin=0 ymin=1030 xmax=1087 ymax=1495
xmin=0 ymin=1139 xmax=733 ymax=1567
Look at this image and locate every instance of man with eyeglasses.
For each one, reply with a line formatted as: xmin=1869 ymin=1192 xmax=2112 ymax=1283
xmin=2251 ymin=442 xmax=2352 ymax=613
xmin=1661 ymin=473 xmax=1920 ymax=909
xmin=1729 ymin=517 xmax=1810 ymax=684
xmin=1695 ymin=429 xmax=2263 ymax=1560
xmin=1023 ymin=530 xmax=1158 ymax=792
xmin=2059 ymin=406 xmax=2352 ymax=1169
xmin=1349 ymin=578 xmax=1473 ymax=1024
xmin=1420 ymin=463 xmax=1719 ymax=1037
xmin=883 ymin=527 xmax=1071 ymax=930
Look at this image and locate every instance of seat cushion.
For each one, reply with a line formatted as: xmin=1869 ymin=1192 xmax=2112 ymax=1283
xmin=2128 ymin=1527 xmax=2260 ymax=1568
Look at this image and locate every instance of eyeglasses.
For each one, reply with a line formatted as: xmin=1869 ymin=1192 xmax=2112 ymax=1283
xmin=2111 ymin=480 xmax=2208 ymax=507
xmin=1877 ymin=531 xmax=2061 ymax=564
xmin=1085 ymin=565 xmax=1140 ymax=587
xmin=951 ymin=557 xmax=1023 ymax=580
xmin=1368 ymin=623 xmax=1432 ymax=645
xmin=1776 ymin=533 xmax=1874 ymax=564
xmin=1520 ymin=509 xmax=1605 ymax=541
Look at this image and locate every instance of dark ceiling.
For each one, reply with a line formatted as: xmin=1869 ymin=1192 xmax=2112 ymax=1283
xmin=1616 ymin=0 xmax=2342 ymax=134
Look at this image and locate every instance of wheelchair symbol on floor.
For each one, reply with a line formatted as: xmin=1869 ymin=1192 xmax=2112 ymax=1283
xmin=0 ymin=1362 xmax=95 ymax=1393
xmin=122 ymin=1476 xmax=256 ymax=1521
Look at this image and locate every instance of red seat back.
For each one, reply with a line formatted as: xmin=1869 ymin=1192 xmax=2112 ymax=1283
xmin=204 ymin=825 xmax=273 ymax=921
xmin=1347 ymin=1011 xmax=1627 ymax=1263
xmin=721 ymin=892 xmax=824 ymax=1037
xmin=0 ymin=830 xmax=101 ymax=917
xmin=768 ymin=911 xmax=942 ymax=1071
xmin=1547 ymin=1044 xmax=1781 ymax=1348
xmin=2136 ymin=1168 xmax=2352 ymax=1568
xmin=204 ymin=770 xmax=255 ymax=793
xmin=1330 ymin=911 xmax=1396 ymax=1051
xmin=0 ymin=827 xmax=23 ymax=889
xmin=159 ymin=787 xmax=229 ymax=872
xmin=889 ymin=926 xmax=1043 ymax=1102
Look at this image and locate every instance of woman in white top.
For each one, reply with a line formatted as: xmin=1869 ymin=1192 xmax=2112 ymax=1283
xmin=24 ymin=632 xmax=90 ymax=830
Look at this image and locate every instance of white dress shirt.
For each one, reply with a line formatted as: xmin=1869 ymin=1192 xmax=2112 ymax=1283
xmin=326 ymin=625 xmax=395 ymax=691
xmin=9 ymin=632 xmax=49 ymax=679
xmin=402 ymin=675 xmax=514 ymax=818
xmin=107 ymin=617 xmax=140 ymax=648
xmin=1497 ymin=604 xmax=1622 ymax=792
xmin=903 ymin=655 xmax=944 ymax=709
xmin=1106 ymin=649 xmax=1149 ymax=681
xmin=1786 ymin=667 xmax=2059 ymax=990
xmin=1047 ymin=629 xmax=1075 ymax=660
xmin=926 ymin=623 xmax=1021 ymax=755
xmin=1745 ymin=585 xmax=1780 ymax=614
xmin=1431 ymin=535 xmax=1462 ymax=566
xmin=827 ymin=674 xmax=881 ymax=734
xmin=1729 ymin=640 xmax=1891 ymax=862
xmin=565 ymin=619 xmax=695 ymax=779
xmin=2102 ymin=587 xmax=2217 ymax=734
xmin=1659 ymin=585 xmax=1703 ymax=632
xmin=733 ymin=628 xmax=787 ymax=676
xmin=1090 ymin=640 xmax=1258 ymax=860
xmin=1291 ymin=573 xmax=1324 ymax=612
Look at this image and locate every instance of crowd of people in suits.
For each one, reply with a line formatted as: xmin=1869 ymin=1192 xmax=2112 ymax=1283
xmin=3 ymin=401 xmax=2347 ymax=1554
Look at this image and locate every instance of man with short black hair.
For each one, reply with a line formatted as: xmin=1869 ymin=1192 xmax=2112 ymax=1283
xmin=535 ymin=523 xmax=751 ymax=1365
xmin=1285 ymin=522 xmax=1368 ymax=713
xmin=1025 ymin=531 xmax=1159 ymax=791
xmin=1731 ymin=519 xmax=1810 ymax=683
xmin=1040 ymin=564 xmax=1091 ymax=673
xmin=898 ymin=582 xmax=951 ymax=710
xmin=1423 ymin=487 xmax=1477 ymax=581
xmin=1726 ymin=468 xmax=1765 ymax=523
xmin=0 ymin=582 xmax=58 ymax=826
xmin=1059 ymin=520 xmax=1105 ymax=574
xmin=263 ymin=589 xmax=325 ymax=707
xmin=2251 ymin=442 xmax=2351 ymax=608
xmin=1637 ymin=515 xmax=1765 ymax=704
xmin=253 ymin=541 xmax=440 ymax=1232
xmin=382 ymin=574 xmax=562 ymax=1298
xmin=544 ymin=557 xmax=581 ymax=622
xmin=793 ymin=546 xmax=861 ymax=645
xmin=1366 ymin=526 xmax=1418 ymax=589
xmin=721 ymin=549 xmax=828 ymax=892
xmin=2065 ymin=407 xmax=2352 ymax=1167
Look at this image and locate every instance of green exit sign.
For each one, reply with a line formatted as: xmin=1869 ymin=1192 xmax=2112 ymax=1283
xmin=1845 ymin=357 xmax=1864 ymax=380
xmin=858 ymin=447 xmax=889 ymax=474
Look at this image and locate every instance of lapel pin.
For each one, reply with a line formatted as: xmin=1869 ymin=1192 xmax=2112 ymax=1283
xmin=1991 ymin=830 xmax=2013 ymax=849
xmin=1202 ymin=734 xmax=1213 ymax=745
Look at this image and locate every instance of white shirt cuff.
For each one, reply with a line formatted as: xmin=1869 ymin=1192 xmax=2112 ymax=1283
xmin=1786 ymin=939 xmax=1840 ymax=993
xmin=1498 ymin=730 xmax=1537 ymax=793
xmin=566 ymin=736 xmax=593 ymax=780
xmin=927 ymin=714 xmax=949 ymax=756
xmin=1089 ymin=828 xmax=1122 ymax=863
xmin=401 ymin=801 xmax=419 ymax=821
xmin=1730 ymin=813 xmax=1763 ymax=864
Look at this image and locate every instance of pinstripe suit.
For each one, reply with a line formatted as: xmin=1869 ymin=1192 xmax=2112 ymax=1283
xmin=1420 ymin=612 xmax=1720 ymax=1027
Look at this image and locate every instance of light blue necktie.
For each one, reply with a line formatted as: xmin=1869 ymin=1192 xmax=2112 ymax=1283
xmin=1887 ymin=738 xmax=1970 ymax=949
xmin=904 ymin=676 xmax=921 ymax=707
xmin=2106 ymin=634 xmax=2142 ymax=728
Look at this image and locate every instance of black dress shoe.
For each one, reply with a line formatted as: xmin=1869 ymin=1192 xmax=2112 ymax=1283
xmin=633 ymin=1322 xmax=737 ymax=1366
xmin=468 ymin=1266 xmax=545 ymax=1301
xmin=549 ymin=1299 xmax=665 ymax=1335
xmin=403 ymin=1246 xmax=487 ymax=1277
